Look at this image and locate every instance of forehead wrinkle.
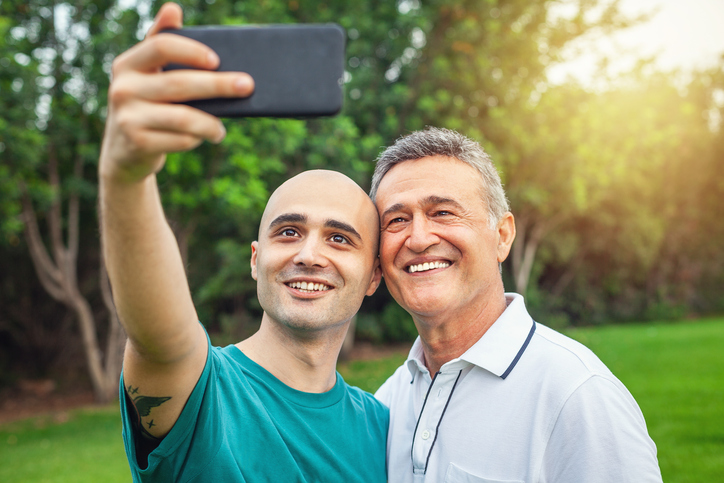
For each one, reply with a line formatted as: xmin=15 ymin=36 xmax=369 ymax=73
xmin=267 ymin=213 xmax=307 ymax=232
xmin=422 ymin=195 xmax=464 ymax=209
xmin=381 ymin=195 xmax=465 ymax=220
xmin=325 ymin=219 xmax=362 ymax=242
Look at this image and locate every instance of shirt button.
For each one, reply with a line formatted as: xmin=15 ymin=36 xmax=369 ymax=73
xmin=421 ymin=430 xmax=431 ymax=440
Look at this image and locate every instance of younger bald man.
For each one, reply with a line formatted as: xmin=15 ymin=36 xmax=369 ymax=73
xmin=100 ymin=4 xmax=387 ymax=482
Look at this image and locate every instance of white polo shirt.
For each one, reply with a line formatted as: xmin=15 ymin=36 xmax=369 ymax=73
xmin=375 ymin=293 xmax=662 ymax=483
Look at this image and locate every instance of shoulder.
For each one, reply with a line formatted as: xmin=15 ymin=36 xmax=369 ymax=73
xmin=209 ymin=344 xmax=256 ymax=378
xmin=529 ymin=323 xmax=615 ymax=379
xmin=525 ymin=324 xmax=648 ymax=430
xmin=373 ymin=362 xmax=412 ymax=407
xmin=343 ymin=380 xmax=390 ymax=421
xmin=510 ymin=322 xmax=640 ymax=417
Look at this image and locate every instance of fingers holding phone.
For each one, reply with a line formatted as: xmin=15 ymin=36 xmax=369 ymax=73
xmin=100 ymin=2 xmax=254 ymax=184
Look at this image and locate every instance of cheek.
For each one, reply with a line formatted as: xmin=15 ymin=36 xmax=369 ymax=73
xmin=379 ymin=232 xmax=404 ymax=267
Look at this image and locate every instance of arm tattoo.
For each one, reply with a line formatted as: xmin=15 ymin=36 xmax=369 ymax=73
xmin=126 ymin=385 xmax=171 ymax=441
xmin=125 ymin=385 xmax=171 ymax=468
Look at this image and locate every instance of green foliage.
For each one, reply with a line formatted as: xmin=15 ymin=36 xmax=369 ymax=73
xmin=2 ymin=0 xmax=724 ymax=387
xmin=0 ymin=0 xmax=145 ymax=245
xmin=356 ymin=300 xmax=418 ymax=343
xmin=529 ymin=66 xmax=724 ymax=324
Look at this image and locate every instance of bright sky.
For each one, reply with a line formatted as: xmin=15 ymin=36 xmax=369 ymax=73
xmin=548 ymin=0 xmax=724 ymax=85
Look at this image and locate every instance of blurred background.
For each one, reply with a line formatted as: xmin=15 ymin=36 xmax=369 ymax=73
xmin=0 ymin=1 xmax=722 ymax=474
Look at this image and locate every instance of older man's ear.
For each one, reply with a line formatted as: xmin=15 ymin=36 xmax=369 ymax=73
xmin=496 ymin=212 xmax=516 ymax=263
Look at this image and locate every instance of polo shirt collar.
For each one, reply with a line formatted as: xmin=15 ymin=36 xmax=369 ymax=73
xmin=404 ymin=293 xmax=535 ymax=380
xmin=405 ymin=337 xmax=428 ymax=378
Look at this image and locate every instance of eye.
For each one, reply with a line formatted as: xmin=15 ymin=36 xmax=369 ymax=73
xmin=385 ymin=216 xmax=408 ymax=227
xmin=434 ymin=210 xmax=452 ymax=217
xmin=280 ymin=228 xmax=299 ymax=237
xmin=330 ymin=234 xmax=349 ymax=244
xmin=383 ymin=216 xmax=408 ymax=232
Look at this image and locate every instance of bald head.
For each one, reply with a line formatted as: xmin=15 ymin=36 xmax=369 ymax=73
xmin=259 ymin=170 xmax=380 ymax=253
xmin=251 ymin=170 xmax=383 ymax=331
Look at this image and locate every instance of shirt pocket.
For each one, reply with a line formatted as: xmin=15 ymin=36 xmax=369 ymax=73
xmin=444 ymin=462 xmax=524 ymax=483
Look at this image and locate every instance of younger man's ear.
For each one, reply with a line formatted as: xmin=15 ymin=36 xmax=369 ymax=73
xmin=365 ymin=258 xmax=383 ymax=296
xmin=250 ymin=241 xmax=259 ymax=280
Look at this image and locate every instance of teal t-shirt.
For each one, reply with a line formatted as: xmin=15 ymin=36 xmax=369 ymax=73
xmin=120 ymin=339 xmax=389 ymax=482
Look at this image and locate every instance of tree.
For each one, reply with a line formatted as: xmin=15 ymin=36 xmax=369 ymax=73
xmin=526 ymin=65 xmax=724 ymax=323
xmin=1 ymin=0 xmax=147 ymax=401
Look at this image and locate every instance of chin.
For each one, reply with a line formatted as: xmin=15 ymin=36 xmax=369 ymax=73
xmin=399 ymin=293 xmax=452 ymax=319
xmin=280 ymin=311 xmax=352 ymax=332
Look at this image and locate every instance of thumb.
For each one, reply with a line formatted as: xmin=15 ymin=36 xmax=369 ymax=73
xmin=146 ymin=2 xmax=183 ymax=38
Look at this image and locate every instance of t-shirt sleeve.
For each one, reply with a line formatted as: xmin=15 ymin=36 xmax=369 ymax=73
xmin=120 ymin=329 xmax=216 ymax=481
xmin=540 ymin=374 xmax=663 ymax=483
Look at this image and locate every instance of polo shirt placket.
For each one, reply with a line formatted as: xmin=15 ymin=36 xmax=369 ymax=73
xmin=410 ymin=364 xmax=466 ymax=479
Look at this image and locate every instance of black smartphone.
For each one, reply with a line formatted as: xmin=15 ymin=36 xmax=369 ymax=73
xmin=162 ymin=24 xmax=346 ymax=118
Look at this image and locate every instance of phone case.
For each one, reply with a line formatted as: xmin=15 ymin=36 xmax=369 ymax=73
xmin=162 ymin=24 xmax=345 ymax=118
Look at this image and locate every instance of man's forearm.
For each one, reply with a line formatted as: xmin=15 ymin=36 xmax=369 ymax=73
xmin=100 ymin=173 xmax=199 ymax=363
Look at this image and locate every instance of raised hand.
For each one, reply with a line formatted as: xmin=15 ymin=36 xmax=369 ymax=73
xmin=99 ymin=2 xmax=254 ymax=185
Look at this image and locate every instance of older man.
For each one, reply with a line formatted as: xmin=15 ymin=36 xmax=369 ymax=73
xmin=100 ymin=4 xmax=387 ymax=481
xmin=371 ymin=127 xmax=662 ymax=482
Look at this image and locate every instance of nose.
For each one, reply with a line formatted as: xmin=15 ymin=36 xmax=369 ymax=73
xmin=405 ymin=216 xmax=440 ymax=253
xmin=292 ymin=235 xmax=328 ymax=267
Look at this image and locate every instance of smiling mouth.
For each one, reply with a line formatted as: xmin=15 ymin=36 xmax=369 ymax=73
xmin=407 ymin=261 xmax=451 ymax=273
xmin=286 ymin=281 xmax=332 ymax=293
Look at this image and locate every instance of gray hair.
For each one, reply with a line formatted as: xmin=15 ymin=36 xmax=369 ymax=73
xmin=369 ymin=127 xmax=510 ymax=228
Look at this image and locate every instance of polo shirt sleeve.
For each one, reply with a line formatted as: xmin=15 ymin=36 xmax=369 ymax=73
xmin=374 ymin=378 xmax=393 ymax=407
xmin=540 ymin=374 xmax=662 ymax=482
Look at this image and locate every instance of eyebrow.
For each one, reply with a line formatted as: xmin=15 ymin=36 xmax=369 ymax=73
xmin=381 ymin=203 xmax=405 ymax=221
xmin=424 ymin=195 xmax=462 ymax=207
xmin=267 ymin=213 xmax=362 ymax=242
xmin=325 ymin=219 xmax=362 ymax=242
xmin=381 ymin=196 xmax=465 ymax=219
xmin=268 ymin=213 xmax=307 ymax=231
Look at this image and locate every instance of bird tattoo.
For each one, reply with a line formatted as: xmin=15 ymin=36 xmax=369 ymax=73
xmin=132 ymin=394 xmax=172 ymax=417
xmin=126 ymin=384 xmax=171 ymax=439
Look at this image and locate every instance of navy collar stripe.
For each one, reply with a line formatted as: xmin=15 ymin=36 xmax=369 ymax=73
xmin=500 ymin=320 xmax=536 ymax=380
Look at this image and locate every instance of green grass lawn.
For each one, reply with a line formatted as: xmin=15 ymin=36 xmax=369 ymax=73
xmin=1 ymin=318 xmax=722 ymax=482
xmin=0 ymin=405 xmax=130 ymax=483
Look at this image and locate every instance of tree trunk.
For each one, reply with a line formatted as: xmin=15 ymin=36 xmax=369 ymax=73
xmin=101 ymin=259 xmax=126 ymax=402
xmin=512 ymin=212 xmax=564 ymax=297
xmin=20 ymin=148 xmax=123 ymax=403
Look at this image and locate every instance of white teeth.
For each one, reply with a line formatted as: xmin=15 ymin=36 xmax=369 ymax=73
xmin=288 ymin=281 xmax=331 ymax=292
xmin=407 ymin=261 xmax=450 ymax=273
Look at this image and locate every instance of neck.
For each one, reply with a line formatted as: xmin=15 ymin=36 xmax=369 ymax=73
xmin=416 ymin=293 xmax=508 ymax=375
xmin=236 ymin=313 xmax=347 ymax=393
